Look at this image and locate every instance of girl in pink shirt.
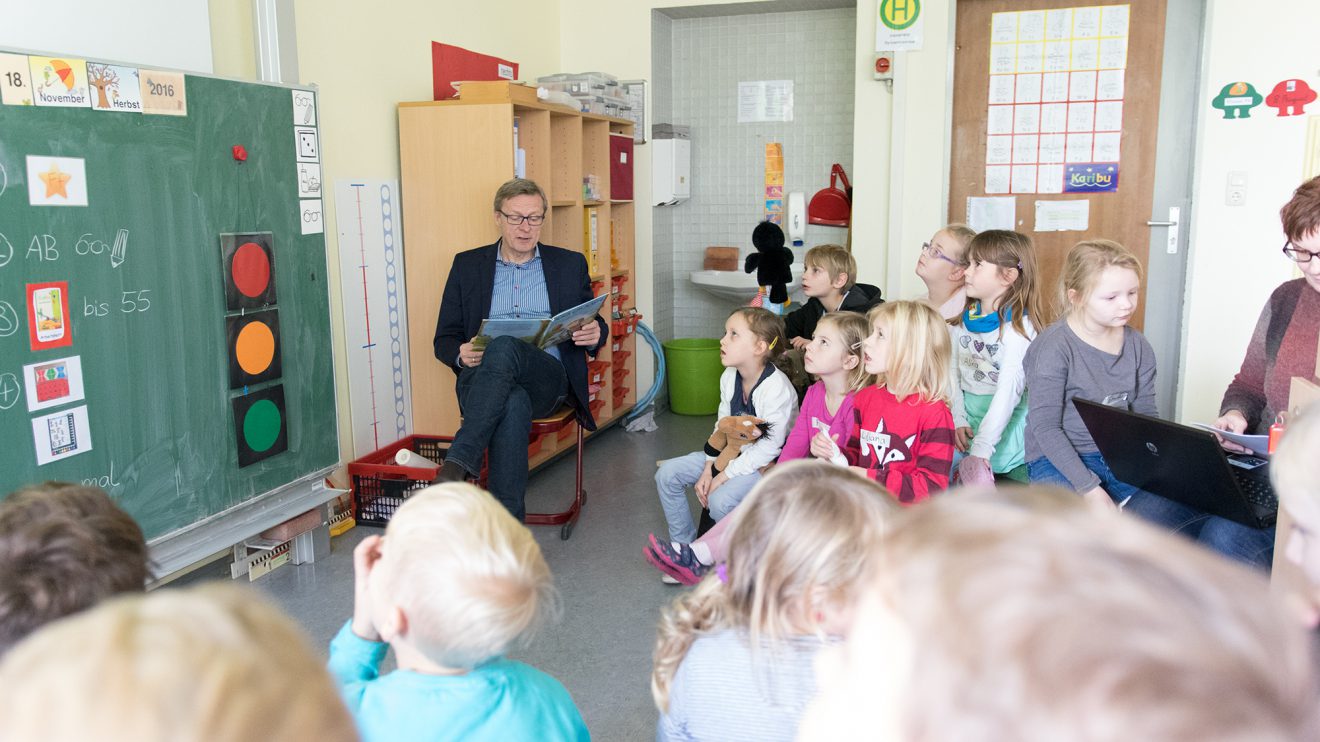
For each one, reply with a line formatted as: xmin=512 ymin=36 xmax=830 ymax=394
xmin=646 ymin=312 xmax=873 ymax=584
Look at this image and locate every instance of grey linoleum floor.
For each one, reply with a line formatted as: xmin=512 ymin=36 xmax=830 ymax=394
xmin=175 ymin=410 xmax=715 ymax=742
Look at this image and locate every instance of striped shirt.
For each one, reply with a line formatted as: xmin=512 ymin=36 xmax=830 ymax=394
xmin=490 ymin=242 xmax=559 ymax=361
xmin=658 ymin=628 xmax=828 ymax=742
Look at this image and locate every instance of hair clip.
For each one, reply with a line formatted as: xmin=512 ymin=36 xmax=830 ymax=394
xmin=850 ymin=341 xmax=863 ymax=350
xmin=769 ymin=337 xmax=778 ymax=350
xmin=716 ymin=563 xmax=728 ymax=584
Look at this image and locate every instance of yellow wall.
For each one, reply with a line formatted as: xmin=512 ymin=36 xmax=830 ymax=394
xmin=208 ymin=0 xmax=255 ymax=80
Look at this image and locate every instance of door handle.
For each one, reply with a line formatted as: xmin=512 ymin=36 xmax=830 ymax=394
xmin=1146 ymin=207 xmax=1181 ymax=254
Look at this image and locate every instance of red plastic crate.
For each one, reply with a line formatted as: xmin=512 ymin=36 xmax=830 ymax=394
xmin=529 ymin=436 xmax=543 ymax=457
xmin=589 ymin=399 xmax=605 ymax=418
xmin=556 ymin=421 xmax=577 ymax=442
xmin=613 ymin=349 xmax=632 ymax=364
xmin=348 ymin=434 xmax=453 ymax=526
xmin=587 ymin=382 xmax=603 ymax=403
xmin=588 ymin=360 xmax=611 ymax=384
xmin=611 ymin=274 xmax=627 ymax=294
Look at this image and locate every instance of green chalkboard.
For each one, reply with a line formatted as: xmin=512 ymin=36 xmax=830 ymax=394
xmin=0 ymin=63 xmax=337 ymax=540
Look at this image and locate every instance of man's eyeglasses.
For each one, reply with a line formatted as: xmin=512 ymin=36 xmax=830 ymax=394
xmin=1282 ymin=241 xmax=1320 ymax=263
xmin=921 ymin=241 xmax=962 ymax=266
xmin=500 ymin=212 xmax=545 ymax=226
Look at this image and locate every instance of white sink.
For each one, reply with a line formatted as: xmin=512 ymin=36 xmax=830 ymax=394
xmin=690 ymin=262 xmax=803 ymax=302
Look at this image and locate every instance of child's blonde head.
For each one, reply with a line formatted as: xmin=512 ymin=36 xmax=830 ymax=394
xmin=938 ymin=223 xmax=977 ymax=265
xmin=375 ymin=483 xmax=555 ymax=669
xmin=651 ymin=460 xmax=897 ymax=712
xmin=805 ymin=487 xmax=1319 ymax=742
xmin=815 ymin=312 xmax=874 ymax=393
xmin=1272 ymin=402 xmax=1320 ymax=584
xmin=729 ymin=306 xmax=788 ymax=361
xmin=804 ymin=244 xmax=856 ymax=292
xmin=0 ymin=584 xmax=356 ymax=742
xmin=867 ymin=301 xmax=951 ymax=403
xmin=1060 ymin=239 xmax=1144 ymax=316
xmin=964 ymin=229 xmax=1051 ymax=335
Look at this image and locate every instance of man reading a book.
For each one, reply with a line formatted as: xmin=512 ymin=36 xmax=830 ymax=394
xmin=432 ymin=178 xmax=608 ymax=519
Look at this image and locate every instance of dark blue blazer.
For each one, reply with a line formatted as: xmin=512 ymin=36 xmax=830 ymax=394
xmin=433 ymin=242 xmax=609 ymax=429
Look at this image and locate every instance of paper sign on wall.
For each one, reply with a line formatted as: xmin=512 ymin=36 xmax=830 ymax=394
xmin=27 ymin=155 xmax=88 ymax=207
xmin=876 ymin=0 xmax=924 ymax=51
xmin=139 ymin=69 xmax=187 ymax=116
xmin=87 ymin=63 xmax=143 ymax=112
xmin=0 ymin=53 xmax=34 ymax=105
xmin=301 ymin=199 xmax=324 ymax=235
xmin=28 ymin=56 xmax=90 ymax=108
xmin=26 ymin=281 xmax=73 ymax=351
xmin=967 ymin=196 xmax=1017 ymax=231
xmin=738 ymin=81 xmax=793 ymax=123
xmin=292 ymin=89 xmax=317 ymax=126
xmin=984 ymin=5 xmax=1128 ymax=194
xmin=1034 ymin=199 xmax=1090 ymax=231
xmin=31 ymin=404 xmax=93 ymax=465
xmin=23 ymin=355 xmax=86 ymax=412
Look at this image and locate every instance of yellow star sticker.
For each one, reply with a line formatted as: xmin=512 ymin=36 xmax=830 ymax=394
xmin=38 ymin=162 xmax=71 ymax=199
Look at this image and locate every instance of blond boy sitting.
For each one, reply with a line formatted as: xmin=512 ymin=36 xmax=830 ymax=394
xmin=329 ymin=483 xmax=588 ymax=742
xmin=0 ymin=584 xmax=356 ymax=742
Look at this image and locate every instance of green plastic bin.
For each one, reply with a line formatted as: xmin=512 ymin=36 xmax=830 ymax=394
xmin=663 ymin=338 xmax=724 ymax=415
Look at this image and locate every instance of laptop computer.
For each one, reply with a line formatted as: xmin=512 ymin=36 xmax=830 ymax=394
xmin=1073 ymin=398 xmax=1277 ymax=528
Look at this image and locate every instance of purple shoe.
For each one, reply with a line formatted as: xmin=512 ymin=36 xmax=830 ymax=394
xmin=644 ymin=533 xmax=711 ymax=585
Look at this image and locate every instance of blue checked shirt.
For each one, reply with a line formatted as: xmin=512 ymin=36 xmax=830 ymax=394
xmin=489 ymin=243 xmax=560 ymax=362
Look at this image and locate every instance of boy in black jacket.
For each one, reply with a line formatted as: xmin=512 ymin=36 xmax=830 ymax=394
xmin=781 ymin=244 xmax=882 ymax=394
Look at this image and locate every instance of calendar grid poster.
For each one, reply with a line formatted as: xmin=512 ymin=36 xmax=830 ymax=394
xmin=984 ymin=5 xmax=1129 ymax=195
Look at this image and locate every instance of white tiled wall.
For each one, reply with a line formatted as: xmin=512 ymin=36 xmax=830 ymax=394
xmin=652 ymin=8 xmax=856 ymax=341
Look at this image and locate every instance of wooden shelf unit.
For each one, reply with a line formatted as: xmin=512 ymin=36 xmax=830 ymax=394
xmin=399 ymin=83 xmax=638 ymax=466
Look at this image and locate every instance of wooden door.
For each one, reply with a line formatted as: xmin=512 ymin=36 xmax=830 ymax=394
xmin=949 ymin=0 xmax=1167 ymax=327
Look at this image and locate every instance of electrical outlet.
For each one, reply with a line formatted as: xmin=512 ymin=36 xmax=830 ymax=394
xmin=1226 ymin=171 xmax=1247 ymax=207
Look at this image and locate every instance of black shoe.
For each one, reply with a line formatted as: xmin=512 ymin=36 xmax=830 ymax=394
xmin=432 ymin=459 xmax=470 ymax=485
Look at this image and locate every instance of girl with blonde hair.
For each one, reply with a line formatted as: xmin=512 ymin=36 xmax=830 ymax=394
xmin=652 ymin=460 xmax=897 ymax=741
xmin=842 ymin=300 xmax=955 ymax=503
xmin=0 ymin=583 xmax=358 ymax=742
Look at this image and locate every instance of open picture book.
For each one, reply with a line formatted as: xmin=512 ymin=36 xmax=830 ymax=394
xmin=472 ymin=293 xmax=608 ymax=350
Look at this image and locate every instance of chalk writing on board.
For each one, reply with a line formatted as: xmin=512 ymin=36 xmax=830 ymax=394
xmin=0 ymin=301 xmax=17 ymax=337
xmin=26 ymin=234 xmax=58 ymax=262
xmin=0 ymin=373 xmax=19 ymax=410
xmin=111 ymin=229 xmax=127 ymax=268
xmin=0 ymin=162 xmax=7 ymax=199
xmin=81 ymin=460 xmax=122 ymax=489
xmin=75 ymin=229 xmax=129 ymax=267
xmin=81 ymin=289 xmax=152 ymax=318
xmin=0 ymin=232 xmax=11 ymax=267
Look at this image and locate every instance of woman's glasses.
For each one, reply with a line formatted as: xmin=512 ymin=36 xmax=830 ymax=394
xmin=1282 ymin=242 xmax=1320 ymax=263
xmin=921 ymin=242 xmax=961 ymax=266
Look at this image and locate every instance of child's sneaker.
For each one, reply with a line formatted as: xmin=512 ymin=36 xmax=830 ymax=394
xmin=643 ymin=533 xmax=711 ymax=586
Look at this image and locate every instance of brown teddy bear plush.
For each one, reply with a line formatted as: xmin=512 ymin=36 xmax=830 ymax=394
xmin=703 ymin=415 xmax=773 ymax=475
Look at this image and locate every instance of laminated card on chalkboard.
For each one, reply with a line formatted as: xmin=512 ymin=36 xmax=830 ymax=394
xmin=221 ymin=232 xmax=277 ymax=310
xmin=232 ymin=384 xmax=288 ymax=468
xmin=226 ymin=309 xmax=283 ymax=389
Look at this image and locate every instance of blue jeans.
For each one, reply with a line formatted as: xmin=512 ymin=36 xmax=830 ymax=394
xmin=655 ymin=452 xmax=762 ymax=543
xmin=445 ymin=336 xmax=567 ymax=521
xmin=1028 ymin=452 xmax=1275 ymax=569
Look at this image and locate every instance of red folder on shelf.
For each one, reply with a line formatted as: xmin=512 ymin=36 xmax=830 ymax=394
xmin=609 ymin=133 xmax=634 ymax=201
xmin=431 ymin=42 xmax=518 ymax=100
